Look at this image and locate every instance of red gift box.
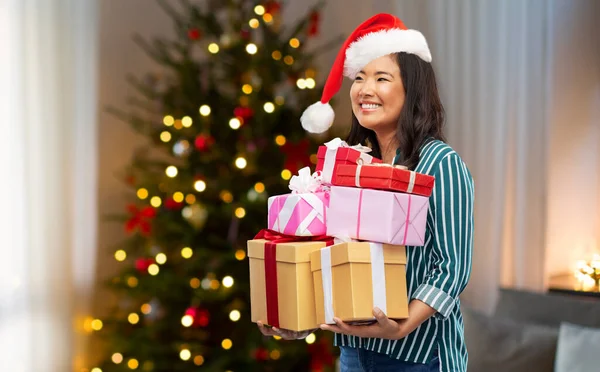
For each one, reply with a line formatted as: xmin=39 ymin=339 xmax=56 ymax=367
xmin=331 ymin=163 xmax=435 ymax=197
xmin=315 ymin=146 xmax=382 ymax=183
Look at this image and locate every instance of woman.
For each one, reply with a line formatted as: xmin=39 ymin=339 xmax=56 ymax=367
xmin=259 ymin=13 xmax=474 ymax=372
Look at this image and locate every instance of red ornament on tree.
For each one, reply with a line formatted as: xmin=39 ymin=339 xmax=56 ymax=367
xmin=125 ymin=204 xmax=157 ymax=236
xmin=264 ymin=1 xmax=281 ymax=15
xmin=233 ymin=106 xmax=254 ymax=121
xmin=253 ymin=347 xmax=269 ymax=361
xmin=185 ymin=306 xmax=210 ymax=327
xmin=164 ymin=197 xmax=184 ymax=210
xmin=194 ymin=134 xmax=214 ymax=152
xmin=187 ymin=28 xmax=202 ymax=40
xmin=308 ymin=11 xmax=320 ymax=37
xmin=135 ymin=258 xmax=156 ymax=273
xmin=281 ymin=139 xmax=312 ymax=174
xmin=308 ymin=337 xmax=335 ymax=371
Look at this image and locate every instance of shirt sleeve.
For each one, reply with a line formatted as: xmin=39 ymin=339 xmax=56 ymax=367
xmin=412 ymin=153 xmax=474 ymax=319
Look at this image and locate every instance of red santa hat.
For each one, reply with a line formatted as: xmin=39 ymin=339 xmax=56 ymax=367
xmin=300 ymin=13 xmax=432 ymax=133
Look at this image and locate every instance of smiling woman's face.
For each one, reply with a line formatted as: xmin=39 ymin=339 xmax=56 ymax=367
xmin=350 ymin=54 xmax=405 ymax=133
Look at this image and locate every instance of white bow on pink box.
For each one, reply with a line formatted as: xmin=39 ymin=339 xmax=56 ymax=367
xmin=267 ymin=167 xmax=330 ymax=237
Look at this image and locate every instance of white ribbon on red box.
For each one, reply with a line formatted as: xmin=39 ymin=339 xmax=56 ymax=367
xmin=320 ymin=242 xmax=387 ymax=324
xmin=354 ymin=163 xmax=416 ymax=194
xmin=322 ymin=138 xmax=373 ymax=184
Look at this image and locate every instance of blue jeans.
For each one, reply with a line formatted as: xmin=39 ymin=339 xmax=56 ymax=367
xmin=339 ymin=346 xmax=440 ymax=372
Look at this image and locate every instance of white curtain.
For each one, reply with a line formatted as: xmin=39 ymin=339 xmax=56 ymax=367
xmin=392 ymin=0 xmax=600 ymax=313
xmin=0 ymin=1 xmax=98 ymax=371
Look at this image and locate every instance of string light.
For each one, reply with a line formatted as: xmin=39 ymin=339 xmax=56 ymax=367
xmin=263 ymin=13 xmax=273 ymax=23
xmin=271 ymin=51 xmax=282 ymax=60
xmin=254 ymin=5 xmax=265 ymax=15
xmin=305 ymin=333 xmax=316 ymax=344
xmin=283 ymin=55 xmax=294 ymax=65
xmin=190 ymin=277 xmax=201 ymax=288
xmin=220 ymin=190 xmax=233 ymax=203
xmin=173 ymin=192 xmax=184 ymax=202
xmin=235 ymin=249 xmax=246 ymax=260
xmin=254 ymin=182 xmax=265 ymax=193
xmin=137 ymin=188 xmax=148 ymax=199
xmin=141 ymin=303 xmax=152 ymax=314
xmin=91 ymin=319 xmax=103 ymax=331
xmin=281 ymin=170 xmax=292 ymax=180
xmin=160 ymin=131 xmax=172 ymax=142
xmin=199 ymin=105 xmax=211 ymax=116
xmin=208 ymin=43 xmax=220 ymax=54
xmin=305 ymin=78 xmax=316 ymax=89
xmin=275 ymin=135 xmax=286 ymax=146
xmin=181 ymin=116 xmax=193 ymax=127
xmin=127 ymin=276 xmax=138 ymax=287
xmin=166 ymin=166 xmax=178 ymax=178
xmin=185 ymin=194 xmax=196 ymax=204
xmin=275 ymin=95 xmax=285 ymax=105
xmin=155 ymin=253 xmax=167 ymax=265
xmin=115 ymin=250 xmax=126 ymax=262
xmin=296 ymin=79 xmax=307 ymax=89
xmin=210 ymin=279 xmax=220 ymax=289
xmin=91 ymin=368 xmax=102 ymax=372
xmin=242 ymin=84 xmax=253 ymax=94
xmin=229 ymin=310 xmax=241 ymax=321
xmin=182 ymin=315 xmax=194 ymax=327
xmin=246 ymin=43 xmax=258 ymax=55
xmin=249 ymin=18 xmax=259 ymax=28
xmin=127 ymin=359 xmax=139 ymax=369
xmin=112 ymin=353 xmax=123 ymax=364
xmin=128 ymin=313 xmax=140 ymax=325
xmin=181 ymin=247 xmax=193 ymax=259
xmin=148 ymin=264 xmax=160 ymax=276
xmin=289 ymin=38 xmax=300 ymax=48
xmin=150 ymin=196 xmax=162 ymax=207
xmin=163 ymin=115 xmax=174 ymax=126
xmin=180 ymin=349 xmax=191 ymax=361
xmin=263 ymin=102 xmax=275 ymax=113
xmin=194 ymin=180 xmax=206 ymax=192
xmin=235 ymin=207 xmax=246 ymax=218
xmin=222 ymin=276 xmax=234 ymax=288
xmin=235 ymin=157 xmax=247 ymax=169
xmin=222 ymin=339 xmax=233 ymax=350
xmin=229 ymin=118 xmax=242 ymax=129
xmin=270 ymin=350 xmax=281 ymax=360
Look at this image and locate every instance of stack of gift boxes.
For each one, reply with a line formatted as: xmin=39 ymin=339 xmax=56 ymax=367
xmin=248 ymin=138 xmax=435 ymax=331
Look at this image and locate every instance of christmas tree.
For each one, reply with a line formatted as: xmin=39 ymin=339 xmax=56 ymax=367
xmin=92 ymin=1 xmax=338 ymax=371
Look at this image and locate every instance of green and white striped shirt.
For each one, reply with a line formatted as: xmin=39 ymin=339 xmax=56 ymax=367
xmin=335 ymin=139 xmax=475 ymax=372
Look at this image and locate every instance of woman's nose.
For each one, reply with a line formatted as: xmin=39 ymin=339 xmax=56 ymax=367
xmin=359 ymin=78 xmax=375 ymax=97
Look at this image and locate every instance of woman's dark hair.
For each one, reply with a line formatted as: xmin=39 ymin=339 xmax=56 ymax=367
xmin=346 ymin=52 xmax=446 ymax=170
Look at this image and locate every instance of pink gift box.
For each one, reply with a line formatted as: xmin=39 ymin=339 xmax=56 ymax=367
xmin=267 ymin=192 xmax=329 ymax=236
xmin=326 ymin=186 xmax=429 ymax=246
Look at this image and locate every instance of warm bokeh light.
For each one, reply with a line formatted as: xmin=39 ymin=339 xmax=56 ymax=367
xmin=194 ymin=180 xmax=206 ymax=192
xmin=229 ymin=310 xmax=241 ymax=321
xmin=229 ymin=117 xmax=241 ymax=129
xmin=181 ymin=247 xmax=193 ymax=259
xmin=242 ymin=84 xmax=253 ymax=94
xmin=270 ymin=350 xmax=281 ymax=360
xmin=115 ymin=250 xmax=126 ymax=262
xmin=155 ymin=253 xmax=167 ymax=265
xmin=275 ymin=135 xmax=286 ymax=146
xmin=141 ymin=303 xmax=152 ymax=314
xmin=127 ymin=359 xmax=139 ymax=369
xmin=150 ymin=196 xmax=162 ymax=207
xmin=194 ymin=355 xmax=204 ymax=366
xmin=181 ymin=116 xmax=193 ymax=127
xmin=127 ymin=276 xmax=138 ymax=287
xmin=173 ymin=191 xmax=184 ymax=202
xmin=235 ymin=207 xmax=246 ymax=218
xmin=305 ymin=78 xmax=316 ymax=89
xmin=246 ymin=43 xmax=258 ymax=55
xmin=235 ymin=249 xmax=246 ymax=260
xmin=254 ymin=5 xmax=265 ymax=15
xmin=208 ymin=43 xmax=219 ymax=54
xmin=111 ymin=353 xmax=123 ymax=364
xmin=180 ymin=349 xmax=191 ymax=361
xmin=263 ymin=13 xmax=273 ymax=23
xmin=160 ymin=131 xmax=171 ymax=142
xmin=220 ymin=190 xmax=234 ymax=203
xmin=305 ymin=333 xmax=316 ymax=344
xmin=222 ymin=276 xmax=234 ymax=288
xmin=128 ymin=313 xmax=140 ymax=325
xmin=235 ymin=157 xmax=247 ymax=169
xmin=281 ymin=169 xmax=292 ymax=180
xmin=163 ymin=115 xmax=174 ymax=126
xmin=137 ymin=188 xmax=148 ymax=199
xmin=249 ymin=18 xmax=259 ymax=28
xmin=199 ymin=104 xmax=211 ymax=116
xmin=271 ymin=51 xmax=282 ymax=60
xmin=91 ymin=319 xmax=103 ymax=331
xmin=275 ymin=95 xmax=285 ymax=105
xmin=263 ymin=102 xmax=275 ymax=113
xmin=185 ymin=194 xmax=196 ymax=204
xmin=289 ymin=38 xmax=300 ymax=48
xmin=296 ymin=78 xmax=307 ymax=89
xmin=190 ymin=277 xmax=201 ymax=288
xmin=182 ymin=315 xmax=194 ymax=327
xmin=254 ymin=182 xmax=265 ymax=193
xmin=148 ymin=264 xmax=159 ymax=276
xmin=284 ymin=55 xmax=294 ymax=65
xmin=166 ymin=166 xmax=178 ymax=178
xmin=222 ymin=339 xmax=233 ymax=350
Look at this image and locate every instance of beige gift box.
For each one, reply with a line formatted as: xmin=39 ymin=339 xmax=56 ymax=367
xmin=248 ymin=239 xmax=328 ymax=332
xmin=310 ymin=242 xmax=409 ymax=325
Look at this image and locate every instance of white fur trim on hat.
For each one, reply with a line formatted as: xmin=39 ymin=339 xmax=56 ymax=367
xmin=343 ymin=29 xmax=432 ymax=79
xmin=300 ymin=101 xmax=335 ymax=134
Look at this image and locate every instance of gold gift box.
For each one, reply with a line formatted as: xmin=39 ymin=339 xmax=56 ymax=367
xmin=248 ymin=239 xmax=328 ymax=332
xmin=310 ymin=242 xmax=409 ymax=324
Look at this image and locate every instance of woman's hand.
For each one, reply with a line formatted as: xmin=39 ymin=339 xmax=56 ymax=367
xmin=257 ymin=321 xmax=317 ymax=340
xmin=319 ymin=307 xmax=408 ymax=340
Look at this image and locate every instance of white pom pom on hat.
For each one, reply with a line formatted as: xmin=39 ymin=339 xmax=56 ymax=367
xmin=300 ymin=13 xmax=432 ymax=134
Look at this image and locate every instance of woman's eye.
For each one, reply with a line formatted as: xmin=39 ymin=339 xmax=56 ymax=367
xmin=378 ymin=77 xmax=389 ymax=82
xmin=354 ymin=76 xmax=363 ymax=81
